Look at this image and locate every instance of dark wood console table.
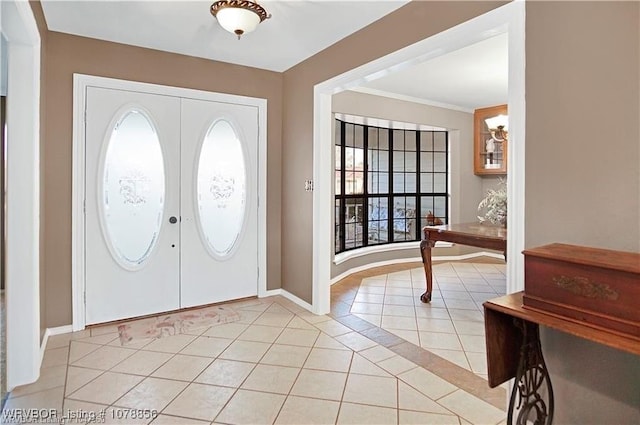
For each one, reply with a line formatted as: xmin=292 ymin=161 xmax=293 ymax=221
xmin=484 ymin=292 xmax=640 ymax=424
xmin=419 ymin=222 xmax=506 ymax=302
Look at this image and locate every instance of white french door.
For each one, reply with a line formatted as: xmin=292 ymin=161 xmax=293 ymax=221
xmin=85 ymin=87 xmax=181 ymax=324
xmin=84 ymin=86 xmax=259 ymax=325
xmin=180 ymin=99 xmax=259 ymax=307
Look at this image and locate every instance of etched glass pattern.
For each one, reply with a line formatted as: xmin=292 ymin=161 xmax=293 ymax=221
xmin=197 ymin=120 xmax=246 ymax=256
xmin=103 ymin=110 xmax=165 ymax=267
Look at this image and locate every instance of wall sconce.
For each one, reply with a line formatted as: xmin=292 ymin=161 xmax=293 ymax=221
xmin=483 ymin=114 xmax=508 ymax=169
xmin=474 ymin=104 xmax=508 ymax=175
xmin=485 ymin=114 xmax=509 ymax=142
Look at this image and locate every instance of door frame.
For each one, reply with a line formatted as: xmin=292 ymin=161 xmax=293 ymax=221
xmin=312 ymin=1 xmax=525 ymax=314
xmin=72 ymin=74 xmax=267 ymax=331
xmin=1 ymin=0 xmax=42 ymax=389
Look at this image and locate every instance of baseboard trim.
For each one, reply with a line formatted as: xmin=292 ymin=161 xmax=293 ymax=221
xmin=330 ymin=257 xmax=422 ymax=285
xmin=330 ymin=251 xmax=504 ymax=285
xmin=258 ymin=288 xmax=314 ymax=312
xmin=432 ymin=251 xmax=504 ymax=262
xmin=48 ymin=325 xmax=74 ymax=336
xmin=39 ymin=325 xmax=73 ymax=365
xmin=39 ymin=330 xmax=49 ymax=366
xmin=279 ymin=289 xmax=314 ymax=312
xmin=260 ymin=288 xmax=282 ymax=298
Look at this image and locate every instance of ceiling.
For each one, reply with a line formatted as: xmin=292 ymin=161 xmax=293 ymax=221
xmin=355 ymin=33 xmax=508 ymax=112
xmin=40 ymin=1 xmax=507 ymax=111
xmin=40 ymin=0 xmax=410 ymax=72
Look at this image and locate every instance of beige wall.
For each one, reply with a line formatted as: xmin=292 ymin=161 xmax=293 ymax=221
xmin=525 ymin=0 xmax=639 ymax=252
xmin=331 ymin=90 xmax=497 ymax=278
xmin=41 ymin=31 xmax=283 ymax=328
xmin=282 ymin=0 xmax=507 ymax=302
xmin=525 ymin=1 xmax=639 ymax=423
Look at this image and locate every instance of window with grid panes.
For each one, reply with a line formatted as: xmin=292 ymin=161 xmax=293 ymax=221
xmin=335 ymin=118 xmax=449 ymax=254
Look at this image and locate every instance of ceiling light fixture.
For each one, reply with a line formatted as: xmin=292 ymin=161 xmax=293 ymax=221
xmin=210 ymin=0 xmax=271 ymax=39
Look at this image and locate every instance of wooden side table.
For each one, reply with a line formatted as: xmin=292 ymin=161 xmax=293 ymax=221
xmin=420 ymin=223 xmax=506 ymax=302
xmin=484 ymin=292 xmax=640 ymax=424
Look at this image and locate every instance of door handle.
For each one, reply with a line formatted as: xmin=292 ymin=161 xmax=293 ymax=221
xmin=169 ymin=216 xmax=178 ymax=224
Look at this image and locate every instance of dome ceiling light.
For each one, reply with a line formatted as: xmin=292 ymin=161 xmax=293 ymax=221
xmin=210 ymin=0 xmax=271 ymax=39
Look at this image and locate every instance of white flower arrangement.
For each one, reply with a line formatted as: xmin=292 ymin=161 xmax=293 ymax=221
xmin=478 ymin=178 xmax=507 ymax=226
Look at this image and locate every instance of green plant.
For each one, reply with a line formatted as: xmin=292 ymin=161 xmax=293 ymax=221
xmin=478 ymin=178 xmax=507 ymax=225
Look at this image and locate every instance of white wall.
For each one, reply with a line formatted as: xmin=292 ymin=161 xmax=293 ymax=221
xmin=1 ymin=35 xmax=7 ymax=96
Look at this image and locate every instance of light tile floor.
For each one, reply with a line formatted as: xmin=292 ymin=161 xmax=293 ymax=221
xmin=350 ymin=262 xmax=507 ymax=379
xmin=2 ymin=262 xmax=507 ymax=425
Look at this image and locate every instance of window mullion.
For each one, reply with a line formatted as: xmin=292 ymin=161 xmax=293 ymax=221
xmin=445 ymin=131 xmax=449 ymax=225
xmin=339 ymin=121 xmax=346 ymax=253
xmin=363 ymin=126 xmax=369 ymax=248
xmin=388 ymin=130 xmax=394 ymax=243
xmin=415 ymin=130 xmax=421 ymax=240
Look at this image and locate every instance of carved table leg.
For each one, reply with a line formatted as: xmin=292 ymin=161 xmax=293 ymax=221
xmin=508 ymin=319 xmax=554 ymax=425
xmin=419 ymin=238 xmax=436 ymax=303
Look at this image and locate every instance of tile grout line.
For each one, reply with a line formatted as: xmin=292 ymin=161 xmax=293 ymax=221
xmin=270 ymin=325 xmax=323 ymax=425
xmin=154 ymin=300 xmax=270 ymax=422
xmin=445 ymin=269 xmax=479 ymax=374
xmin=210 ymin=300 xmax=288 ymax=424
xmin=331 ymin=261 xmax=507 ymax=411
xmin=206 ymin=297 xmax=336 ymax=423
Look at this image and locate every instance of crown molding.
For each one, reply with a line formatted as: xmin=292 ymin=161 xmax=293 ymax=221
xmin=349 ymin=86 xmax=475 ymax=114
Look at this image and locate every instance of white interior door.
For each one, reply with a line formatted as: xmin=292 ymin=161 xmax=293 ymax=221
xmin=180 ymin=98 xmax=259 ymax=307
xmin=85 ymin=87 xmax=181 ymax=325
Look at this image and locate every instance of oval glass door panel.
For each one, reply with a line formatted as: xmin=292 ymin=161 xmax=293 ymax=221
xmin=197 ymin=120 xmax=246 ymax=257
xmin=102 ymin=110 xmax=165 ymax=268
